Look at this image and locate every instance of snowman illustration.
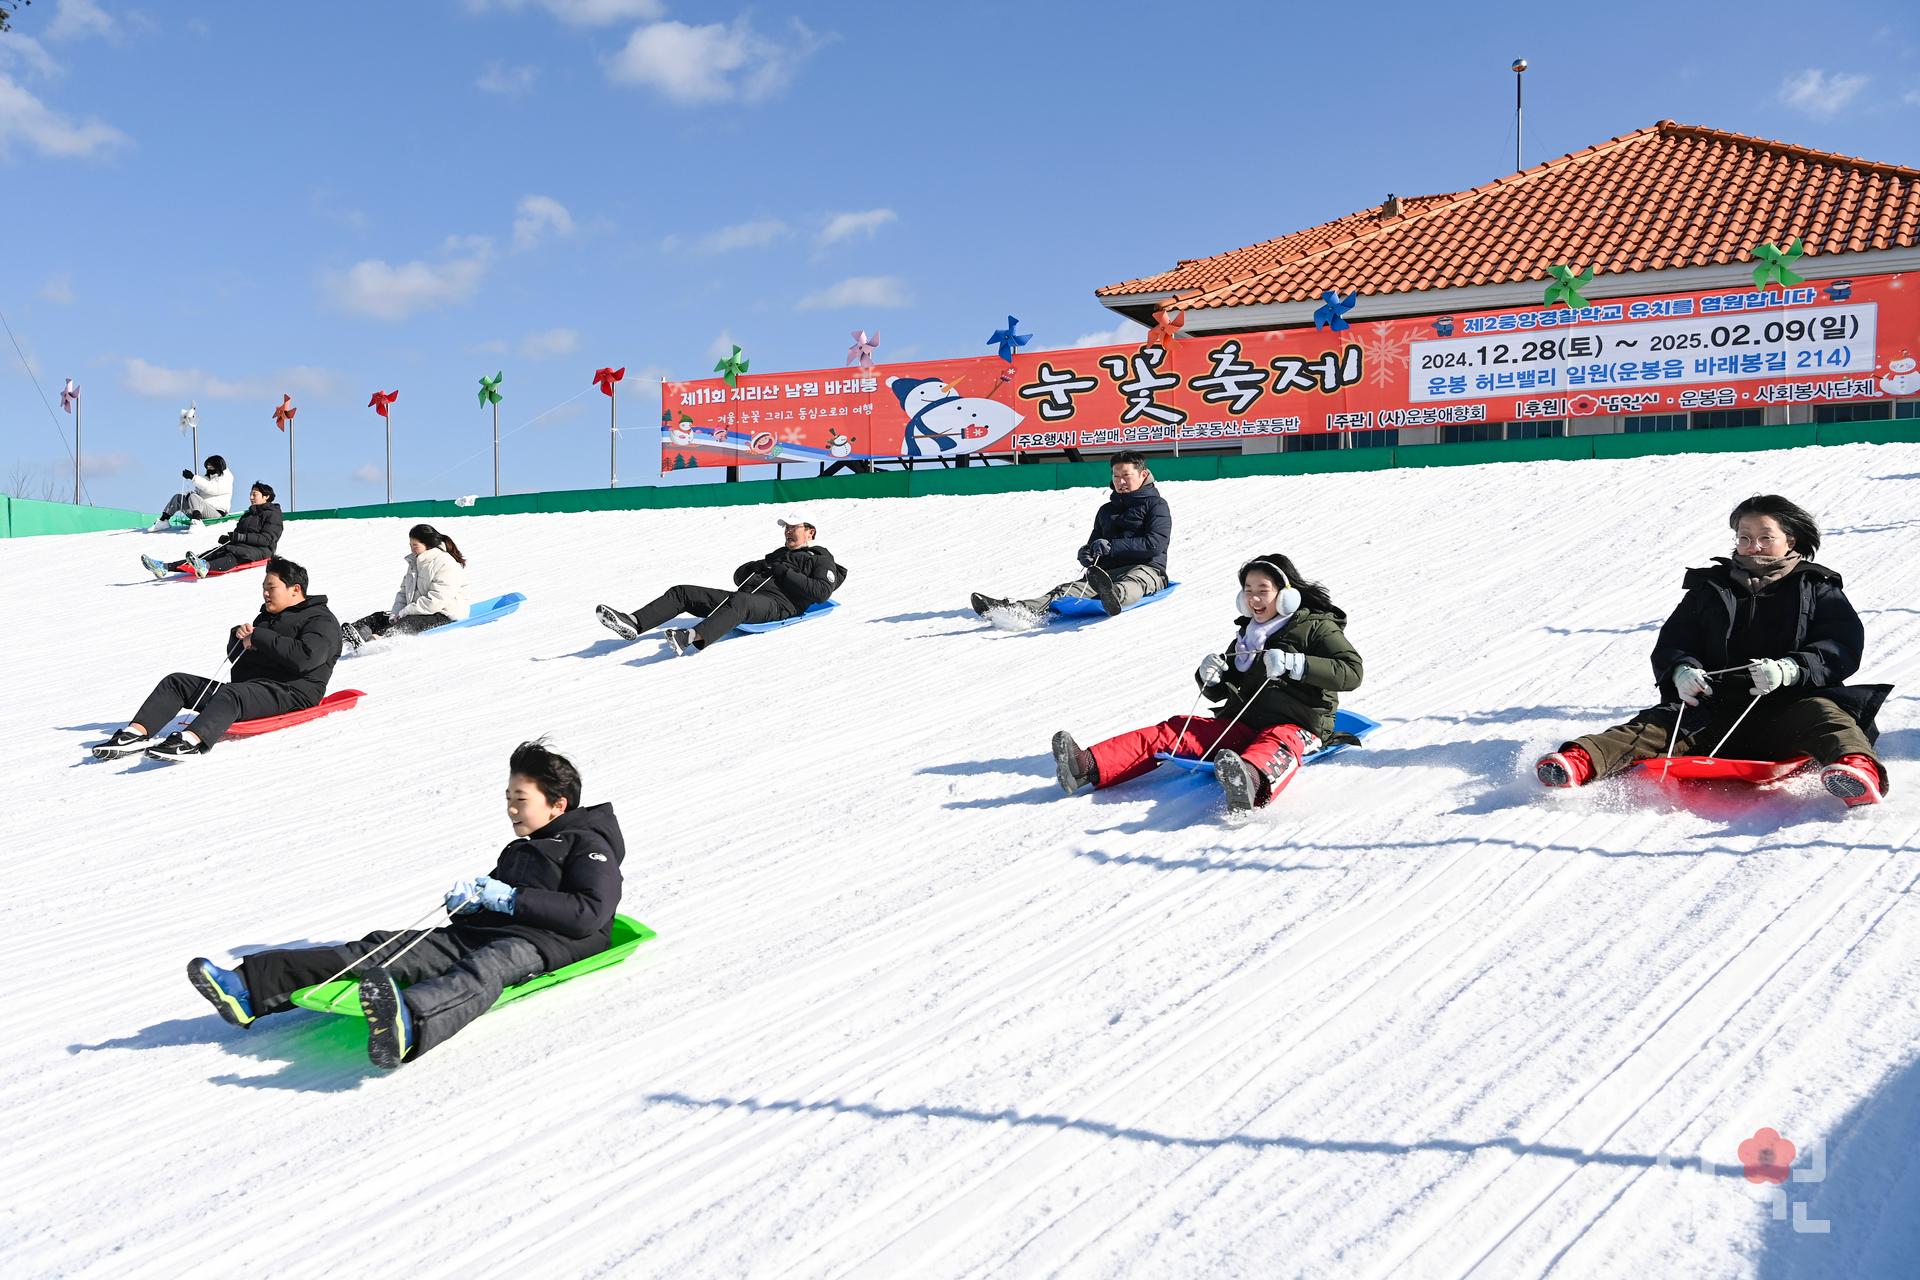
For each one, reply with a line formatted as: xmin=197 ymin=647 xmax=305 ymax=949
xmin=669 ymin=414 xmax=695 ymax=446
xmin=1880 ymin=349 xmax=1920 ymax=397
xmin=886 ymin=374 xmax=1024 ymax=458
xmin=828 ymin=432 xmax=853 ymax=458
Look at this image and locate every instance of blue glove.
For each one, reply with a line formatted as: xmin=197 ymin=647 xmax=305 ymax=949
xmin=444 ymin=878 xmax=482 ymax=915
xmin=1078 ymin=539 xmax=1112 ymax=567
xmin=474 ymin=876 xmax=518 ymax=915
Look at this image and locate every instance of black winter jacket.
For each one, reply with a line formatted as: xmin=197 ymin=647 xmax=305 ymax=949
xmin=1651 ymin=559 xmax=1892 ymax=739
xmin=1197 ymin=605 xmax=1364 ymax=739
xmin=735 ymin=544 xmax=846 ymax=612
xmin=1087 ymin=482 xmax=1171 ymax=573
xmin=216 ymin=502 xmax=284 ymax=561
xmin=225 ymin=594 xmax=342 ymax=702
xmin=451 ymin=803 xmax=625 ymax=970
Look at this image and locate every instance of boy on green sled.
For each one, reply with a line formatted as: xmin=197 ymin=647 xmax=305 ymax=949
xmin=186 ymin=741 xmax=624 ymax=1069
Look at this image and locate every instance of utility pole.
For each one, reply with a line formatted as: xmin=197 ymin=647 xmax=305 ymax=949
xmin=1513 ymin=58 xmax=1528 ymax=171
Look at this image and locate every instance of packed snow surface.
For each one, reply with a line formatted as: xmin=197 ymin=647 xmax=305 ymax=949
xmin=4 ymin=444 xmax=1916 ymax=1278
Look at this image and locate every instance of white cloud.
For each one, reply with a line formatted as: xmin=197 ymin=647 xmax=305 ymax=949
xmin=512 ymin=194 xmax=575 ymax=250
xmin=673 ymin=217 xmax=787 ymax=253
xmin=1068 ymin=320 xmax=1147 ymax=349
xmin=81 ymin=449 xmax=135 ymax=476
xmin=1778 ymin=69 xmax=1870 ymax=120
xmin=605 ymin=17 xmax=825 ymax=105
xmin=519 ymin=327 xmax=579 ymax=360
xmin=352 ymin=463 xmax=384 ymax=485
xmin=476 ymin=62 xmax=539 ymax=96
xmin=465 ymin=0 xmax=664 ymax=24
xmin=819 ymin=208 xmax=895 ymax=246
xmin=0 ymin=72 xmax=129 ymax=158
xmin=121 ymin=358 xmax=339 ymax=402
xmin=320 ymin=235 xmax=493 ymax=321
xmin=0 ymin=32 xmax=63 ymax=78
xmin=47 ymin=0 xmax=117 ymax=43
xmin=795 ymin=276 xmax=911 ymax=311
xmin=472 ymin=338 xmax=510 ymax=355
xmin=706 ymin=329 xmax=739 ymax=360
xmin=1905 ymin=88 xmax=1920 ymax=108
xmin=38 ymin=273 xmax=74 ymax=305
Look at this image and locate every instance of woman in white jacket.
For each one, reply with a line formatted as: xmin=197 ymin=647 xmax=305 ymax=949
xmin=341 ymin=524 xmax=471 ymax=649
xmin=156 ymin=455 xmax=234 ymax=525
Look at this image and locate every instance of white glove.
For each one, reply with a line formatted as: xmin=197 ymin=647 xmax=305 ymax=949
xmin=1196 ymin=653 xmax=1229 ymax=685
xmin=1262 ymin=650 xmax=1306 ymax=681
xmin=1671 ymin=664 xmax=1712 ymax=706
xmin=1747 ymin=657 xmax=1800 ymax=696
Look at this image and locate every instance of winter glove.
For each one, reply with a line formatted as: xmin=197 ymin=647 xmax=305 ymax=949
xmin=444 ymin=878 xmax=482 ymax=915
xmin=1196 ymin=653 xmax=1229 ymax=685
xmin=1262 ymin=650 xmax=1306 ymax=681
xmin=1746 ymin=657 xmax=1801 ymax=696
xmin=217 ymin=533 xmax=231 ymax=544
xmin=473 ymin=875 xmax=518 ymax=915
xmin=182 ymin=469 xmax=194 ymax=481
xmin=1077 ymin=539 xmax=1112 ymax=567
xmin=1671 ymin=664 xmax=1712 ymax=707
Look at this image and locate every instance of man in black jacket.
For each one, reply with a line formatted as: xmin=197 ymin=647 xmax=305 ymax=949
xmin=186 ymin=740 xmax=624 ymax=1068
xmin=972 ymin=450 xmax=1172 ymax=622
xmin=595 ymin=517 xmax=846 ymax=654
xmin=91 ymin=556 xmax=343 ymax=761
xmin=142 ymin=482 xmax=285 ymax=580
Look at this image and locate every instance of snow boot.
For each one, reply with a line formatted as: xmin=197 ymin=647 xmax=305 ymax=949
xmin=663 ymin=627 xmax=699 ymax=656
xmin=186 ymin=554 xmax=211 ymax=579
xmin=359 ymin=967 xmax=414 ymax=1069
xmin=596 ymin=604 xmax=639 ymax=640
xmin=1822 ymin=755 xmax=1884 ymax=808
xmin=140 ymin=553 xmax=170 ymax=579
xmin=91 ymin=728 xmax=157 ymax=759
xmin=970 ymin=592 xmax=1010 ymax=617
xmin=145 ymin=732 xmax=205 ymax=761
xmin=1051 ymin=730 xmax=1095 ymax=794
xmin=187 ymin=957 xmax=256 ymax=1027
xmin=340 ymin=621 xmax=366 ymax=650
xmin=1091 ymin=566 xmax=1126 ymax=616
xmin=1536 ymin=746 xmax=1595 ymax=789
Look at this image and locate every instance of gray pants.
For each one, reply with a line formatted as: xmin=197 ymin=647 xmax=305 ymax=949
xmin=1017 ymin=563 xmax=1168 ymax=614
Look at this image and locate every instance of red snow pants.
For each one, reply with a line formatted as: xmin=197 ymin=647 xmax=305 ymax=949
xmin=1088 ymin=715 xmax=1312 ymax=803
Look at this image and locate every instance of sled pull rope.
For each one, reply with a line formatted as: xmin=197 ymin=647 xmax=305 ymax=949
xmin=315 ymin=900 xmax=451 ymax=1010
xmin=1203 ymin=676 xmax=1276 ymax=761
xmin=1168 ymin=689 xmax=1209 ymax=760
xmin=1705 ymin=687 xmax=1770 ymax=760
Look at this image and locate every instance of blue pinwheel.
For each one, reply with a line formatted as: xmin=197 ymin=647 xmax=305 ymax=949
xmin=987 ymin=315 xmax=1031 ymax=362
xmin=1314 ymin=289 xmax=1357 ymax=332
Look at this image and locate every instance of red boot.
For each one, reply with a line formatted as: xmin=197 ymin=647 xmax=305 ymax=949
xmin=1821 ymin=755 xmax=1884 ymax=808
xmin=1536 ymin=746 xmax=1595 ymax=789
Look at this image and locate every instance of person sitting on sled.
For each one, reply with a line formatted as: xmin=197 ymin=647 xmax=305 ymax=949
xmin=1536 ymin=494 xmax=1891 ymax=807
xmin=341 ymin=523 xmax=471 ymax=649
xmin=186 ymin=739 xmax=624 ymax=1069
xmin=970 ymin=449 xmax=1172 ymax=623
xmin=92 ymin=556 xmax=342 ymax=760
xmin=154 ymin=454 xmax=234 ymax=527
xmin=1050 ymin=553 xmax=1364 ymax=813
xmin=594 ymin=516 xmax=844 ymax=654
xmin=141 ymin=482 xmax=283 ymax=580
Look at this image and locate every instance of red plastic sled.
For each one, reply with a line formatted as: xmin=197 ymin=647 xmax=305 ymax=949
xmin=223 ymin=689 xmax=366 ymax=739
xmin=1632 ymin=755 xmax=1814 ymax=785
xmin=169 ymin=559 xmax=268 ymax=581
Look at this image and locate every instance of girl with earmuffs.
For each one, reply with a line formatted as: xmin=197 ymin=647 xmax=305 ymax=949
xmin=1049 ymin=553 xmax=1364 ymax=813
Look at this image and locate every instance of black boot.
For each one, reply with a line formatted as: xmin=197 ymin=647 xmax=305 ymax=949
xmin=1051 ymin=730 xmax=1096 ymax=794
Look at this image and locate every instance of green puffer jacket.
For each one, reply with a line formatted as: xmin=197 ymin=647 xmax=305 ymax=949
xmin=1196 ymin=605 xmax=1363 ymax=739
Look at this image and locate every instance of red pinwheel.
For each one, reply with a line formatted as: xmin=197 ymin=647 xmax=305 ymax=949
xmin=273 ymin=394 xmax=297 ymax=432
xmin=1146 ymin=305 xmax=1185 ymax=348
xmin=274 ymin=395 xmax=300 ymax=510
xmin=368 ymin=389 xmax=399 ymax=418
xmin=594 ymin=366 xmax=625 ymax=397
xmin=594 ymin=367 xmax=625 ymax=488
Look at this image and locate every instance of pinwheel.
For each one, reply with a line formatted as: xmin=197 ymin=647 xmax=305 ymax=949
xmin=60 ymin=378 xmax=78 ymax=413
xmin=595 ymin=367 xmax=625 ymax=488
xmin=479 ymin=373 xmax=504 ymax=495
xmin=1314 ymin=289 xmax=1357 ymax=332
xmin=61 ymin=379 xmax=81 ymax=504
xmin=713 ymin=345 xmax=749 ymax=386
xmin=368 ymin=390 xmax=399 ymax=503
xmin=1751 ymin=237 xmax=1805 ymax=289
xmin=846 ymin=330 xmax=879 ymax=369
xmin=987 ymin=316 xmax=1031 ymax=363
xmin=180 ymin=402 xmax=199 ymax=473
xmin=1543 ymin=264 xmax=1596 ymax=310
xmin=593 ymin=366 xmax=625 ymax=397
xmin=273 ymin=395 xmax=298 ymax=511
xmin=477 ymin=371 xmax=503 ymax=407
xmin=368 ymin=389 xmax=398 ymax=417
xmin=1146 ymin=305 xmax=1185 ymax=348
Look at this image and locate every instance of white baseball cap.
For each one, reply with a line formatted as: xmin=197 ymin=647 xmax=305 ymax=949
xmin=776 ymin=516 xmax=816 ymax=532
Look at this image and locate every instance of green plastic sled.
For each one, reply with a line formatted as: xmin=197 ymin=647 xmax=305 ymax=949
xmin=288 ymin=913 xmax=656 ymax=1017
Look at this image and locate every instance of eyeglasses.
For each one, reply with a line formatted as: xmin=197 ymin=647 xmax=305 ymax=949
xmin=1734 ymin=534 xmax=1786 ymax=548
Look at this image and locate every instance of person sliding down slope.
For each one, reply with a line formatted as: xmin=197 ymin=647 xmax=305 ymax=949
xmin=341 ymin=523 xmax=471 ymax=649
xmin=1535 ymin=494 xmax=1891 ymax=808
xmin=141 ymin=482 xmax=282 ymax=580
xmin=1050 ymin=553 xmax=1363 ymax=814
xmin=153 ymin=454 xmax=234 ymax=528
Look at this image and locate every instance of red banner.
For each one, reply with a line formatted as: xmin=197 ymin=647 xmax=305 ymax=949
xmin=660 ymin=273 xmax=1918 ymax=473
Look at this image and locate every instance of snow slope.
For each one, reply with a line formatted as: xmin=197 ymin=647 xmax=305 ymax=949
xmin=3 ymin=444 xmax=1916 ymax=1279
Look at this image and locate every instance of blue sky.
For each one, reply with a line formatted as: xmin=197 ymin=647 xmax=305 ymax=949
xmin=3 ymin=0 xmax=1918 ymax=511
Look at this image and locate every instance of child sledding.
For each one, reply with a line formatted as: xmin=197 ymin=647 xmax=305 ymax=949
xmin=141 ymin=481 xmax=283 ymax=579
xmin=186 ymin=741 xmax=629 ymax=1069
xmin=1050 ymin=553 xmax=1364 ymax=814
xmin=1535 ymin=495 xmax=1891 ymax=808
xmin=341 ymin=523 xmax=471 ymax=649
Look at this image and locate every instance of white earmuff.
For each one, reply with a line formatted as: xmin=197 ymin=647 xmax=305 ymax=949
xmin=1237 ymin=560 xmax=1302 ymax=616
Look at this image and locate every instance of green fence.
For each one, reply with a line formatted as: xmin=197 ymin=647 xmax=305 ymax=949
xmin=1 ymin=497 xmax=153 ymax=538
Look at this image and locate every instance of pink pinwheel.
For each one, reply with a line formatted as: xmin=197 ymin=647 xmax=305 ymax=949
xmin=368 ymin=389 xmax=398 ymax=417
xmin=60 ymin=378 xmax=79 ymax=413
xmin=273 ymin=394 xmax=296 ymax=432
xmin=846 ymin=330 xmax=880 ymax=369
xmin=594 ymin=366 xmax=625 ymax=396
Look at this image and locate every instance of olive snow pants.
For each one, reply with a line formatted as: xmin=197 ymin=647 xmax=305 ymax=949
xmin=1016 ymin=563 xmax=1168 ymax=615
xmin=1568 ymin=694 xmax=1887 ymax=791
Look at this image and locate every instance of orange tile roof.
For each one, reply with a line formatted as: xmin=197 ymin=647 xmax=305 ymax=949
xmin=1096 ymin=121 xmax=1920 ymax=313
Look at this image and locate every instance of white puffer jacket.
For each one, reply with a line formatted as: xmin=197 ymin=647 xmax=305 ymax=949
xmin=188 ymin=469 xmax=234 ymax=518
xmin=392 ymin=546 xmax=470 ymax=620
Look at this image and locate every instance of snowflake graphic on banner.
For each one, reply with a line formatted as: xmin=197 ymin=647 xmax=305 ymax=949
xmin=1361 ymin=322 xmax=1412 ymax=389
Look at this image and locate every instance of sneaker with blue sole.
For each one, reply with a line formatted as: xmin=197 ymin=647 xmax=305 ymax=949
xmin=140 ymin=554 xmax=170 ymax=579
xmin=358 ymin=967 xmax=414 ymax=1069
xmin=187 ymin=957 xmax=256 ymax=1027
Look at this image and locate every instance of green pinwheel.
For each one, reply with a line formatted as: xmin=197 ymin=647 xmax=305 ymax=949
xmin=1543 ymin=264 xmax=1596 ymax=310
xmin=714 ymin=344 xmax=749 ymax=387
xmin=479 ymin=372 xmax=504 ymax=496
xmin=1751 ymin=237 xmax=1806 ymax=289
xmin=478 ymin=371 xmax=503 ymax=406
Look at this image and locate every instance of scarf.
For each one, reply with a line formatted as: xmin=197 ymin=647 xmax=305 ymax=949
xmin=1234 ymin=612 xmax=1292 ymax=671
xmin=1729 ymin=551 xmax=1801 ymax=594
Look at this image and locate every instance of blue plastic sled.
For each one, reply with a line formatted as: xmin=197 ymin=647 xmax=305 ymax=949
xmin=1155 ymin=708 xmax=1381 ymax=775
xmin=736 ymin=599 xmax=841 ymax=633
xmin=431 ymin=592 xmax=527 ymax=633
xmin=1048 ymin=581 xmax=1181 ymax=618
